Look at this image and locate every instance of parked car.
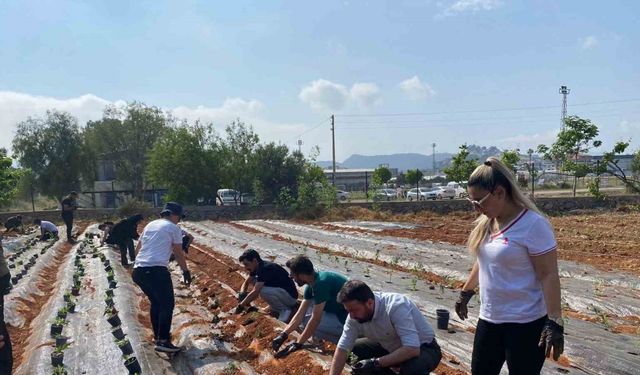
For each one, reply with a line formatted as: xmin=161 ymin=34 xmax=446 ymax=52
xmin=446 ymin=182 xmax=467 ymax=198
xmin=407 ymin=188 xmax=432 ymax=201
xmin=336 ymin=190 xmax=350 ymax=201
xmin=436 ymin=186 xmax=456 ymax=199
xmin=374 ymin=188 xmax=396 ymax=201
xmin=217 ymin=189 xmax=241 ymax=205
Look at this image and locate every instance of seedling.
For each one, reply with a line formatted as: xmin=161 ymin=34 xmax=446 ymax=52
xmin=223 ymin=362 xmax=238 ymax=374
xmin=363 ymin=267 xmax=370 ymax=278
xmin=409 ymin=277 xmax=418 ymax=291
xmin=347 ymin=351 xmax=359 ymax=366
xmin=52 ymin=365 xmax=67 ymax=375
xmin=391 ymin=256 xmax=400 ymax=266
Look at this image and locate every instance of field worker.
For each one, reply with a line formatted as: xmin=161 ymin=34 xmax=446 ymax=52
xmin=456 ymin=157 xmax=563 ymax=375
xmin=106 ymin=214 xmax=143 ymax=267
xmin=132 ymin=203 xmax=191 ymax=353
xmin=33 ymin=219 xmax=59 ymax=241
xmin=3 ymin=215 xmax=23 ymax=233
xmin=98 ymin=221 xmax=114 ymax=246
xmin=329 ymin=280 xmax=441 ymax=375
xmin=0 ymin=235 xmax=13 ymax=373
xmin=236 ymin=249 xmax=298 ymax=322
xmin=271 ymin=255 xmax=348 ymax=358
xmin=60 ymin=191 xmax=78 ymax=243
xmin=181 ymin=230 xmax=193 ymax=254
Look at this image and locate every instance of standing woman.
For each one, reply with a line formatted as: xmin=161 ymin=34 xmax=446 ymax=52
xmin=455 ymin=157 xmax=564 ymax=375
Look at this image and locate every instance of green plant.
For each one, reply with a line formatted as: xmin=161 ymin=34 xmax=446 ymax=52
xmin=54 ymin=343 xmax=69 ymax=353
xmin=374 ymin=249 xmax=381 ymax=262
xmin=116 ymin=338 xmax=130 ymax=347
xmin=347 ymin=351 xmax=359 ymax=366
xmin=409 ymin=277 xmax=418 ymax=291
xmin=223 ymin=362 xmax=239 ymax=374
xmin=52 ymin=317 xmax=67 ymax=326
xmin=52 ymin=365 xmax=67 ymax=375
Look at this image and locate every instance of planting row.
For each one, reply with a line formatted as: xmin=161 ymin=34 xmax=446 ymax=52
xmin=9 ymin=237 xmax=57 ymax=286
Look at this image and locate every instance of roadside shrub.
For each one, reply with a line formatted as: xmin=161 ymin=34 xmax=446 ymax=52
xmin=117 ymin=198 xmax=151 ymax=217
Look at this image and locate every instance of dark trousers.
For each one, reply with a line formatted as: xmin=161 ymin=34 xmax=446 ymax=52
xmin=352 ymin=338 xmax=441 ymax=375
xmin=61 ymin=212 xmax=74 ymax=241
xmin=0 ymin=275 xmax=13 ymax=374
xmin=471 ymin=316 xmax=547 ymax=375
xmin=132 ymin=267 xmax=175 ymax=341
xmin=118 ymin=239 xmax=136 ymax=265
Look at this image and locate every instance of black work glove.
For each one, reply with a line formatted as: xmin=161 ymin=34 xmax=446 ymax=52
xmin=234 ymin=304 xmax=245 ymax=314
xmin=274 ymin=342 xmax=302 ymax=358
xmin=183 ymin=270 xmax=192 ymax=285
xmin=271 ymin=332 xmax=288 ymax=352
xmin=237 ymin=291 xmax=249 ymax=302
xmin=351 ymin=358 xmax=381 ymax=374
xmin=539 ymin=318 xmax=564 ymax=360
xmin=455 ymin=290 xmax=476 ymax=320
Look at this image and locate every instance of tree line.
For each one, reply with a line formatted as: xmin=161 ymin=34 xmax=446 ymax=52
xmin=1 ymin=102 xmax=335 ymax=212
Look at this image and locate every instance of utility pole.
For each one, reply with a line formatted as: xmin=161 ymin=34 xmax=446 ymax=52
xmin=297 ymin=139 xmax=303 ymax=154
xmin=432 ymin=143 xmax=437 ymax=175
xmin=331 ymin=115 xmax=336 ymax=186
xmin=528 ymin=149 xmax=535 ymax=198
xmin=559 ymin=85 xmax=570 ymax=130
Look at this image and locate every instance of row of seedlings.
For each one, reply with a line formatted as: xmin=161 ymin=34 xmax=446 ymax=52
xmin=97 ymin=244 xmax=142 ymax=374
xmin=9 ymin=237 xmax=57 ymax=286
xmin=49 ymin=242 xmax=86 ymax=375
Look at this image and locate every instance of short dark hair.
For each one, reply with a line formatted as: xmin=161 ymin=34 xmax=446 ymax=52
xmin=337 ymin=280 xmax=375 ymax=304
xmin=98 ymin=223 xmax=106 ymax=230
xmin=239 ymin=249 xmax=261 ymax=263
xmin=33 ymin=219 xmax=42 ymax=225
xmin=285 ymin=255 xmax=314 ymax=275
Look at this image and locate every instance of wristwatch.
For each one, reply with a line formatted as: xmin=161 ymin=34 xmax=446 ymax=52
xmin=549 ymin=316 xmax=564 ymax=327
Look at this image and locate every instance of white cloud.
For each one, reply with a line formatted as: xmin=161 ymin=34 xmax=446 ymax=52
xmin=496 ymin=129 xmax=559 ymax=151
xmin=580 ymin=35 xmax=598 ymax=50
xmin=0 ymin=91 xmax=306 ymax=153
xmin=299 ymin=79 xmax=382 ymax=112
xmin=441 ymin=0 xmax=503 ymax=16
xmin=398 ymin=76 xmax=435 ymax=101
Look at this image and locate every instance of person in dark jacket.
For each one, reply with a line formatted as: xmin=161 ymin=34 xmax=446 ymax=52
xmin=0 ymin=235 xmax=13 ymax=374
xmin=3 ymin=215 xmax=23 ymax=233
xmin=106 ymin=214 xmax=144 ymax=266
xmin=61 ymin=192 xmax=79 ymax=243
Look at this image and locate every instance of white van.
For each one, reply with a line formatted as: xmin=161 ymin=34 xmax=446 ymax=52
xmin=217 ymin=189 xmax=241 ymax=205
xmin=447 ymin=182 xmax=467 ymax=198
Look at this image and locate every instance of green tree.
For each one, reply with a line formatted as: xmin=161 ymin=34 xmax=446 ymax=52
xmin=0 ymin=148 xmax=21 ymax=207
xmin=83 ymin=102 xmax=168 ymax=197
xmin=538 ymin=116 xmax=601 ymax=197
xmin=443 ymin=144 xmax=479 ymax=183
xmin=405 ymin=169 xmax=424 ymax=197
xmin=146 ymin=122 xmax=221 ymax=204
xmin=12 ymin=110 xmax=84 ymax=200
xmin=500 ymin=149 xmax=521 ymax=175
xmin=251 ymin=144 xmax=306 ymax=204
xmin=218 ymin=120 xmax=260 ymax=201
xmin=372 ymin=166 xmax=392 ymax=186
xmin=597 ymin=141 xmax=640 ymax=194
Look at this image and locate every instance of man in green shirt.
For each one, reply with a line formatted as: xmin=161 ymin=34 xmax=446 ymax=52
xmin=271 ymin=255 xmax=348 ymax=358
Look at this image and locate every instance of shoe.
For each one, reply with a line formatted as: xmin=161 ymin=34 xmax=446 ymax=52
xmin=155 ymin=340 xmax=181 ymax=353
xmin=278 ymin=309 xmax=292 ymax=322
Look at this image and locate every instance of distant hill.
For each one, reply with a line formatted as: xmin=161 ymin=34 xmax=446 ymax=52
xmin=316 ymin=145 xmax=506 ymax=172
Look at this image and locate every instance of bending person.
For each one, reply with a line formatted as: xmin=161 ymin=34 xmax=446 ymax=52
xmin=271 ymin=255 xmax=348 ymax=357
xmin=456 ymin=157 xmax=564 ymax=375
xmin=132 ymin=203 xmax=191 ymax=353
xmin=236 ymin=249 xmax=298 ymax=322
xmin=33 ymin=219 xmax=59 ymax=241
xmin=106 ymin=214 xmax=143 ymax=267
xmin=329 ymin=280 xmax=441 ymax=375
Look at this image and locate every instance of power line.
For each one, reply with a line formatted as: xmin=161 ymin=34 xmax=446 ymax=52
xmin=335 ymin=98 xmax=640 ymax=118
xmin=283 ymin=117 xmax=331 ymax=146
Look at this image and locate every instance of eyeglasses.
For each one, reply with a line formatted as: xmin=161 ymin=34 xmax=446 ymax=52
xmin=466 ymin=192 xmax=492 ymax=209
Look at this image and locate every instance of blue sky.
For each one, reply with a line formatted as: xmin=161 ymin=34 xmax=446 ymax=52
xmin=1 ymin=0 xmax=638 ymax=161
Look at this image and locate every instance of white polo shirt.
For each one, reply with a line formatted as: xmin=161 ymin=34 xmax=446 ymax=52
xmin=478 ymin=209 xmax=557 ymax=324
xmin=40 ymin=221 xmax=58 ymax=233
xmin=133 ymin=218 xmax=183 ymax=268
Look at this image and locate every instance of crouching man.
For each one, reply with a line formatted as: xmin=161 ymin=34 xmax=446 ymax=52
xmin=236 ymin=249 xmax=298 ymax=322
xmin=271 ymin=255 xmax=348 ymax=358
xmin=329 ymin=280 xmax=442 ymax=375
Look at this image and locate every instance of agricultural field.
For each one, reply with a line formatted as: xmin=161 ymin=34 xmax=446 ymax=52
xmin=2 ymin=207 xmax=639 ymax=374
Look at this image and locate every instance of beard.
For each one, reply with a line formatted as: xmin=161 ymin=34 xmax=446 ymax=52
xmin=354 ymin=311 xmax=374 ymax=323
xmin=295 ymin=280 xmax=306 ymax=287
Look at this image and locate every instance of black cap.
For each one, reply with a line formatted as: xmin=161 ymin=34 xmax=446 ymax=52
xmin=161 ymin=202 xmax=185 ymax=218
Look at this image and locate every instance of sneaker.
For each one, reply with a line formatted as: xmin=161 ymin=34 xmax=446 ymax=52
xmin=278 ymin=309 xmax=292 ymax=322
xmin=155 ymin=340 xmax=181 ymax=353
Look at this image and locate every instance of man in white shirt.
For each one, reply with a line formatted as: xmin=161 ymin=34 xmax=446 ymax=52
xmin=132 ymin=202 xmax=191 ymax=353
xmin=33 ymin=219 xmax=59 ymax=241
xmin=329 ymin=280 xmax=441 ymax=375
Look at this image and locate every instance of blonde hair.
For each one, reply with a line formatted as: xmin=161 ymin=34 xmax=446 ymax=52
xmin=467 ymin=156 xmax=541 ymax=254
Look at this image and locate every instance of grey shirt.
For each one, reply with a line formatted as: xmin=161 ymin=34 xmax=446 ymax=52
xmin=337 ymin=292 xmax=435 ymax=353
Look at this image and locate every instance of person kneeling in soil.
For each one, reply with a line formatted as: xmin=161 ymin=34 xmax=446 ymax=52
xmin=132 ymin=203 xmax=191 ymax=353
xmin=4 ymin=215 xmax=23 ymax=233
xmin=0 ymin=235 xmax=13 ymax=373
xmin=106 ymin=214 xmax=143 ymax=267
xmin=329 ymin=280 xmax=441 ymax=375
xmin=271 ymin=255 xmax=348 ymax=358
xmin=236 ymin=249 xmax=298 ymax=322
xmin=33 ymin=219 xmax=59 ymax=241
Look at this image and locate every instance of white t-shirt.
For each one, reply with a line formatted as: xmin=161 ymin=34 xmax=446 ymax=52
xmin=477 ymin=209 xmax=557 ymax=324
xmin=133 ymin=219 xmax=182 ymax=268
xmin=41 ymin=221 xmax=58 ymax=233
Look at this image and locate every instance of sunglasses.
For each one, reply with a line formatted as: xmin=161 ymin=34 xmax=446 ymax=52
xmin=466 ymin=192 xmax=492 ymax=209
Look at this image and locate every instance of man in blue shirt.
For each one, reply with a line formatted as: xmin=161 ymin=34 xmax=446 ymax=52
xmin=329 ymin=280 xmax=441 ymax=375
